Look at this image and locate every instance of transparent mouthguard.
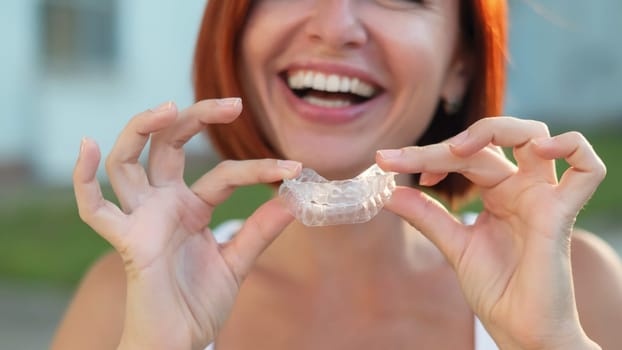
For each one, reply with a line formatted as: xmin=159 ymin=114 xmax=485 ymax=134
xmin=278 ymin=164 xmax=396 ymax=227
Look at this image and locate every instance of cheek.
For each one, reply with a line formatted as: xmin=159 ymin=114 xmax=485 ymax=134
xmin=389 ymin=32 xmax=449 ymax=86
xmin=238 ymin=13 xmax=278 ymax=137
xmin=374 ymin=22 xmax=453 ymax=143
xmin=366 ymin=7 xmax=457 ymax=84
xmin=239 ymin=4 xmax=306 ymax=113
xmin=241 ymin=1 xmax=309 ymax=59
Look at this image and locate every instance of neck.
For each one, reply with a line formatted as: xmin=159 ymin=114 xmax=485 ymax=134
xmin=256 ymin=204 xmax=446 ymax=288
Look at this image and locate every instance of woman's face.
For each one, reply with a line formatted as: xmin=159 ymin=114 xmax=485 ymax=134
xmin=240 ymin=0 xmax=469 ymax=179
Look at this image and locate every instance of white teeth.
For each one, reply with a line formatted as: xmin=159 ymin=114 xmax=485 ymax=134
xmin=303 ymin=96 xmax=352 ymax=108
xmin=326 ymin=75 xmax=341 ymax=92
xmin=352 ymin=79 xmax=374 ymax=97
xmin=350 ymin=78 xmax=360 ymax=95
xmin=287 ymin=73 xmax=303 ymax=89
xmin=303 ymin=71 xmax=314 ymax=86
xmin=287 ymin=70 xmax=377 ymax=98
xmin=312 ymin=73 xmax=326 ymax=90
xmin=339 ymin=77 xmax=351 ymax=93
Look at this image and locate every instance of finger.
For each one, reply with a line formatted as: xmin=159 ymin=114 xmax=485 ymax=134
xmin=220 ymin=198 xmax=294 ymax=282
xmin=384 ymin=186 xmax=467 ymax=267
xmin=147 ymin=98 xmax=243 ymax=186
xmin=74 ymin=138 xmax=127 ymax=248
xmin=533 ymin=132 xmax=607 ymax=211
xmin=105 ymin=102 xmax=178 ymax=211
xmin=420 ymin=137 xmax=502 ymax=187
xmin=190 ymin=159 xmax=301 ymax=218
xmin=419 ymin=172 xmax=448 ymax=187
xmin=449 ymin=117 xmax=555 ymax=179
xmin=377 ymin=143 xmax=516 ymax=189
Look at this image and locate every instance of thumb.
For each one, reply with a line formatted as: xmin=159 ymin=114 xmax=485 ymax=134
xmin=219 ymin=198 xmax=293 ymax=282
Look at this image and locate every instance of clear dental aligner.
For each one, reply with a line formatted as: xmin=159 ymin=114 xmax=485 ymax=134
xmin=278 ymin=164 xmax=397 ymax=227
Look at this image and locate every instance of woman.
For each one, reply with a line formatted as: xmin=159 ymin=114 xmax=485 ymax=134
xmin=52 ymin=1 xmax=622 ymax=349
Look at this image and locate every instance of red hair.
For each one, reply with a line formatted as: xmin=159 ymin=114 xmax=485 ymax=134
xmin=193 ymin=0 xmax=508 ymax=204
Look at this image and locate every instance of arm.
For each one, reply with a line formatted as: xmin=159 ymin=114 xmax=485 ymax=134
xmin=572 ymin=231 xmax=622 ymax=349
xmin=50 ymin=252 xmax=126 ymax=350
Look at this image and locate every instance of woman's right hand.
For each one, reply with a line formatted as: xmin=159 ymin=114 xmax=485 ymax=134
xmin=73 ymin=99 xmax=301 ymax=350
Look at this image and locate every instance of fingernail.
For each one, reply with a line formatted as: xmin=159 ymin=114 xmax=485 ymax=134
xmin=277 ymin=160 xmax=302 ymax=178
xmin=216 ymin=97 xmax=242 ymax=107
xmin=448 ymin=130 xmax=469 ymax=147
xmin=150 ymin=101 xmax=173 ymax=113
xmin=80 ymin=137 xmax=87 ymax=154
xmin=377 ymin=149 xmax=402 ymax=160
xmin=419 ymin=173 xmax=432 ymax=187
xmin=77 ymin=137 xmax=87 ymax=161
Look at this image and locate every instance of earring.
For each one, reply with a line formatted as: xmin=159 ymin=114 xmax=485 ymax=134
xmin=443 ymin=98 xmax=462 ymax=115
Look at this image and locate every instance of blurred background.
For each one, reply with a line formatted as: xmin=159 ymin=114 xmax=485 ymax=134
xmin=1 ymin=0 xmax=621 ymax=348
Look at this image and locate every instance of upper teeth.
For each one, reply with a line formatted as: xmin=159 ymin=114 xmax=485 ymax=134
xmin=287 ymin=70 xmax=377 ymax=98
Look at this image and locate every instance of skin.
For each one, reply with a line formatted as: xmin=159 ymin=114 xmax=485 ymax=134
xmin=51 ymin=0 xmax=622 ymax=349
xmin=239 ymin=0 xmax=469 ymax=179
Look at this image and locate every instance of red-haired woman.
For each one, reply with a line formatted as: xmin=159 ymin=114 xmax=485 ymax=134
xmin=53 ymin=1 xmax=621 ymax=349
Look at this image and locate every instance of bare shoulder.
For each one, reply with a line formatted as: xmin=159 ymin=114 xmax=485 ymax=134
xmin=571 ymin=229 xmax=622 ymax=348
xmin=50 ymin=251 xmax=127 ymax=350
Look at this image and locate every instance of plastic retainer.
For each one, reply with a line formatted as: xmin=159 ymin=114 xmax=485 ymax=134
xmin=278 ymin=164 xmax=397 ymax=226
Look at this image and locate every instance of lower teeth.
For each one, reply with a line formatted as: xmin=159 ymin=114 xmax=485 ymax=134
xmin=303 ymin=96 xmax=352 ymax=108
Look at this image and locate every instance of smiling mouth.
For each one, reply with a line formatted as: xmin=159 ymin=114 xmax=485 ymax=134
xmin=283 ymin=70 xmax=382 ymax=108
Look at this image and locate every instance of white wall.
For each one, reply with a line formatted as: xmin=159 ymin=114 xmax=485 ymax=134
xmin=0 ymin=0 xmax=37 ymax=163
xmin=31 ymin=0 xmax=210 ymax=183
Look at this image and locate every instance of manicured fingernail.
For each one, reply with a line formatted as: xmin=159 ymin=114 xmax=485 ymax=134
xmin=216 ymin=97 xmax=242 ymax=107
xmin=80 ymin=137 xmax=87 ymax=154
xmin=277 ymin=160 xmax=302 ymax=178
xmin=448 ymin=130 xmax=469 ymax=147
xmin=377 ymin=149 xmax=402 ymax=160
xmin=77 ymin=137 xmax=87 ymax=161
xmin=77 ymin=137 xmax=91 ymax=162
xmin=419 ymin=174 xmax=432 ymax=187
xmin=150 ymin=101 xmax=173 ymax=113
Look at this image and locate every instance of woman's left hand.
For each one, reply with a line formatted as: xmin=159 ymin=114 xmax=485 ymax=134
xmin=376 ymin=117 xmax=605 ymax=350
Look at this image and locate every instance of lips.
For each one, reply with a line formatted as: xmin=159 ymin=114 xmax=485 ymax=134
xmin=279 ymin=66 xmax=386 ymax=123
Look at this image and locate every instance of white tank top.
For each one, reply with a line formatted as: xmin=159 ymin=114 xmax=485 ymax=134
xmin=205 ymin=218 xmax=498 ymax=350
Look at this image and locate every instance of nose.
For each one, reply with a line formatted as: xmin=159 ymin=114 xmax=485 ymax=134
xmin=304 ymin=0 xmax=368 ymax=51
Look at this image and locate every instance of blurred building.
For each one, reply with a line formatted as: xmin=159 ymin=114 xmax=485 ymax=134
xmin=1 ymin=0 xmax=208 ymax=185
xmin=1 ymin=0 xmax=621 ymax=186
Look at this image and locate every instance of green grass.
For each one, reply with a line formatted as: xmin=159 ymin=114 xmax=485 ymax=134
xmin=0 ymin=183 xmax=272 ymax=287
xmin=582 ymin=130 xmax=621 ymax=216
xmin=0 ymin=128 xmax=620 ymax=287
